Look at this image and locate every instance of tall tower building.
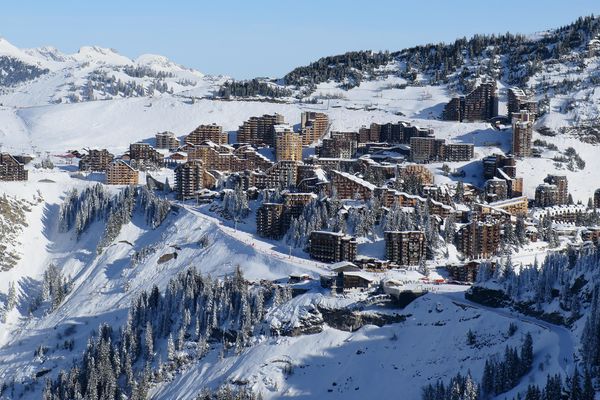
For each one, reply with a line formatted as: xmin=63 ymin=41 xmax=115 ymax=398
xmin=512 ymin=110 xmax=534 ymax=157
xmin=275 ymin=124 xmax=303 ymax=162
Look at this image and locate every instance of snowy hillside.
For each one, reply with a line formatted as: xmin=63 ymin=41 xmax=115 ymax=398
xmin=0 ymin=37 xmax=223 ymax=107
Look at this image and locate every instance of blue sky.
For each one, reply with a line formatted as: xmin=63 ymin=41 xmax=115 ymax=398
xmin=2 ymin=1 xmax=600 ymax=78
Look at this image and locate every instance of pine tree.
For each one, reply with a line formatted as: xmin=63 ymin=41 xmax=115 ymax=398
xmin=521 ymin=333 xmax=533 ymax=374
xmin=568 ymin=367 xmax=582 ymax=400
xmin=144 ymin=321 xmax=153 ymax=360
xmin=167 ymin=333 xmax=175 ymax=362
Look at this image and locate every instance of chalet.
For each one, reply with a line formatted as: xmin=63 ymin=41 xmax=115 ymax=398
xmin=338 ymin=271 xmax=377 ymax=292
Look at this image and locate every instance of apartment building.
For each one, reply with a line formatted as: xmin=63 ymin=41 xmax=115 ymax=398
xmin=283 ymin=192 xmax=317 ymax=226
xmin=186 ymin=124 xmax=228 ymax=145
xmin=457 ymin=220 xmax=501 ymax=259
xmin=330 ymin=170 xmax=376 ymax=200
xmin=316 ymin=131 xmax=358 ymax=159
xmin=0 ymin=153 xmax=28 ymax=181
xmin=532 ymin=204 xmax=587 ymax=224
xmin=175 ymin=160 xmax=204 ymax=200
xmin=535 ymin=183 xmax=560 ymax=208
xmin=155 ymin=131 xmax=180 ymax=150
xmin=409 ymin=137 xmax=473 ymax=162
xmin=485 ymin=196 xmax=529 ymax=217
xmin=443 ymin=82 xmax=499 ymax=122
xmin=409 ymin=137 xmax=445 ymax=162
xmin=397 ymin=164 xmax=434 ymax=186
xmin=301 ymin=112 xmax=329 ymax=145
xmin=544 ymin=175 xmax=568 ymax=205
xmin=275 ymin=124 xmax=303 ymax=162
xmin=482 ymin=154 xmax=522 ymax=198
xmin=384 ymin=231 xmax=425 ymax=266
xmin=237 ymin=113 xmax=284 ymax=147
xmin=187 ymin=141 xmax=273 ymax=172
xmin=129 ymin=143 xmax=164 ymax=166
xmin=254 ymin=161 xmax=300 ymax=190
xmin=484 ymin=178 xmax=508 ymax=202
xmin=512 ymin=110 xmax=534 ymax=157
xmin=256 ymin=203 xmax=285 ymax=239
xmin=79 ymin=149 xmax=114 ymax=172
xmin=507 ymin=87 xmax=538 ymax=117
xmin=106 ymin=160 xmax=139 ymax=185
xmin=441 ymin=143 xmax=475 ymax=161
xmin=309 ymin=231 xmax=357 ymax=263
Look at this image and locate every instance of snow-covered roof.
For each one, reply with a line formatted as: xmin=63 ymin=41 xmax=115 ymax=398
xmin=329 ymin=261 xmax=361 ymax=273
xmin=332 ymin=170 xmax=377 ymax=191
xmin=531 ymin=204 xmax=588 ymax=220
xmin=342 ymin=271 xmax=376 ymax=282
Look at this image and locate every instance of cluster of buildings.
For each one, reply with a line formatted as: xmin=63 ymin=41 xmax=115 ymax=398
xmin=17 ymin=82 xmax=598 ymax=290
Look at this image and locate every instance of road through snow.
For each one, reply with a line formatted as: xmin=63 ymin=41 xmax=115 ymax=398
xmin=440 ymin=291 xmax=575 ymax=375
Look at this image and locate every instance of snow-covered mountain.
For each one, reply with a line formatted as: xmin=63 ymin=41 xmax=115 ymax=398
xmin=0 ymin=37 xmax=224 ymax=107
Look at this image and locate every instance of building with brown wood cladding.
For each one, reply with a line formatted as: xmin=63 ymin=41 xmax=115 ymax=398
xmin=237 ymin=113 xmax=284 ymax=147
xmin=384 ymin=231 xmax=425 ymax=266
xmin=482 ymin=154 xmax=523 ymax=198
xmin=484 ymin=196 xmax=529 ymax=217
xmin=359 ymin=121 xmax=433 ymax=144
xmin=512 ymin=110 xmax=534 ymax=157
xmin=129 ymin=143 xmax=164 ymax=167
xmin=253 ymin=160 xmax=300 ymax=190
xmin=442 ymin=97 xmax=463 ymax=121
xmin=330 ymin=170 xmax=376 ymax=200
xmin=507 ymin=87 xmax=538 ymax=118
xmin=457 ymin=219 xmax=501 ymax=259
xmin=187 ymin=141 xmax=273 ymax=172
xmin=283 ymin=192 xmax=317 ymax=226
xmin=186 ymin=124 xmax=228 ymax=145
xmin=544 ymin=175 xmax=568 ymax=205
xmin=106 ymin=160 xmax=139 ymax=185
xmin=309 ymin=231 xmax=357 ymax=263
xmin=275 ymin=124 xmax=303 ymax=162
xmin=410 ymin=137 xmax=474 ymax=163
xmin=256 ymin=192 xmax=317 ymax=239
xmin=0 ymin=153 xmax=28 ymax=181
xmin=175 ymin=160 xmax=204 ymax=200
xmin=301 ymin=112 xmax=329 ymax=145
xmin=79 ymin=149 xmax=114 ymax=172
xmin=484 ymin=178 xmax=508 ymax=202
xmin=443 ymin=82 xmax=498 ymax=122
xmin=409 ymin=137 xmax=445 ymax=162
xmin=155 ymin=131 xmax=180 ymax=150
xmin=447 ymin=261 xmax=494 ymax=283
xmin=441 ymin=143 xmax=475 ymax=161
xmin=397 ymin=164 xmax=434 ymax=185
xmin=374 ymin=187 xmax=453 ymax=218
xmin=316 ymin=131 xmax=358 ymax=159
xmin=256 ymin=203 xmax=285 ymax=239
